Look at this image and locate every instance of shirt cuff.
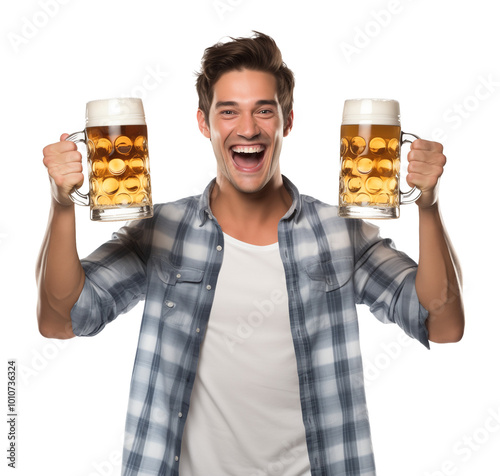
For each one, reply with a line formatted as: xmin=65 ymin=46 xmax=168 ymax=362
xmin=70 ymin=276 xmax=108 ymax=337
xmin=397 ymin=271 xmax=430 ymax=349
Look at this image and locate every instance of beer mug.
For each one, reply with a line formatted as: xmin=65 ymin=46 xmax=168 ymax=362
xmin=66 ymin=98 xmax=153 ymax=221
xmin=338 ymin=98 xmax=421 ymax=219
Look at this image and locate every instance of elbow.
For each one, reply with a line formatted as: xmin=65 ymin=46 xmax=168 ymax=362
xmin=38 ymin=322 xmax=76 ymax=340
xmin=37 ymin=306 xmax=76 ymax=340
xmin=424 ymin=290 xmax=465 ymax=344
xmin=427 ymin=315 xmax=465 ymax=344
xmin=429 ymin=329 xmax=464 ymax=344
xmin=37 ymin=321 xmax=58 ymax=339
xmin=451 ymin=324 xmax=465 ymax=343
xmin=38 ymin=326 xmax=56 ymax=339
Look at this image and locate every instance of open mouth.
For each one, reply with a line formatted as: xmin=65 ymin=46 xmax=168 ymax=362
xmin=230 ymin=145 xmax=266 ymax=171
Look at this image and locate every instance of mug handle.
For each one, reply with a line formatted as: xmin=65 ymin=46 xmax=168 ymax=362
xmin=65 ymin=131 xmax=90 ymax=206
xmin=400 ymin=131 xmax=422 ymax=205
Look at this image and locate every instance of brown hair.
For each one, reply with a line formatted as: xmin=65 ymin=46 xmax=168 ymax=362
xmin=195 ymin=31 xmax=295 ymax=126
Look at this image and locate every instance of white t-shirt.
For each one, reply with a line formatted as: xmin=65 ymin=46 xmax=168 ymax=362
xmin=179 ymin=233 xmax=311 ymax=476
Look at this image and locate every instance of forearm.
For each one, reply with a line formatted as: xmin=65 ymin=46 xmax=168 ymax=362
xmin=36 ymin=200 xmax=85 ymax=339
xmin=415 ymin=203 xmax=464 ymax=343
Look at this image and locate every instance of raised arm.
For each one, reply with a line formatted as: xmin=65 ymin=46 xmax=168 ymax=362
xmin=36 ymin=134 xmax=85 ymax=339
xmin=407 ymin=139 xmax=465 ymax=343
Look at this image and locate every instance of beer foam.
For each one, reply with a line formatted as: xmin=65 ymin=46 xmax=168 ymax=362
xmin=342 ymin=99 xmax=400 ymax=125
xmin=86 ymin=98 xmax=146 ymax=127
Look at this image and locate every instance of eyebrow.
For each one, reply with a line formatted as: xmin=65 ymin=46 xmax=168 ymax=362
xmin=214 ymin=99 xmax=279 ymax=109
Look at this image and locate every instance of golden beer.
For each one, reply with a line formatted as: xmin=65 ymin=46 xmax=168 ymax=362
xmin=338 ymin=99 xmax=420 ymax=219
xmin=339 ymin=123 xmax=401 ymax=210
xmin=67 ymin=98 xmax=153 ymax=221
xmin=86 ymin=124 xmax=152 ymax=217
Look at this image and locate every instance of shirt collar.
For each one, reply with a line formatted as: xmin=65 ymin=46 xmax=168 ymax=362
xmin=197 ymin=175 xmax=302 ymax=227
xmin=281 ymin=175 xmax=302 ymax=223
xmin=198 ymin=179 xmax=216 ymax=226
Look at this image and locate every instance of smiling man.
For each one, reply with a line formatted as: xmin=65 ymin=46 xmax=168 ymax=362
xmin=37 ymin=32 xmax=464 ymax=476
xmin=199 ymin=68 xmax=294 ymax=245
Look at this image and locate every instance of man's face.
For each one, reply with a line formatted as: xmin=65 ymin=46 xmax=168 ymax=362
xmin=197 ymin=69 xmax=293 ymax=195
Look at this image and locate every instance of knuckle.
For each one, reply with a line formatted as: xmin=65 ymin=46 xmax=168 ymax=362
xmin=62 ymin=139 xmax=77 ymax=151
xmin=67 ymin=150 xmax=82 ymax=162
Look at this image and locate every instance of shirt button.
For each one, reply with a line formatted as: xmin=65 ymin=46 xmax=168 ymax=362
xmin=196 ymin=328 xmax=201 ymax=333
xmin=176 ymin=273 xmax=181 ymax=279
xmin=178 ymin=412 xmax=183 ymax=418
xmin=216 ymin=245 xmax=222 ymax=251
xmin=206 ymin=285 xmax=212 ymax=291
xmin=166 ymin=301 xmax=174 ymax=308
xmin=175 ymin=455 xmax=179 ymax=462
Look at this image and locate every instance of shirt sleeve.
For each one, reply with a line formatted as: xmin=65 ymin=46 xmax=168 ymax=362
xmin=70 ymin=216 xmax=152 ymax=337
xmin=352 ymin=219 xmax=430 ymax=349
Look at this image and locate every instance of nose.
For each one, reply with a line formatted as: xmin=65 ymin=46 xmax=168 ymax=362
xmin=236 ymin=112 xmax=260 ymax=140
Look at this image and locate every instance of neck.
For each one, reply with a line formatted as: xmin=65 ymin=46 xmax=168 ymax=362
xmin=210 ymin=173 xmax=292 ymax=245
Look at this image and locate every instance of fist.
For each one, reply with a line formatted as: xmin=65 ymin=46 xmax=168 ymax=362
xmin=42 ymin=134 xmax=84 ymax=207
xmin=406 ymin=139 xmax=446 ymax=209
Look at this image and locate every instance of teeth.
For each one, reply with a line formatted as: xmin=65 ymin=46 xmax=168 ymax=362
xmin=231 ymin=145 xmax=265 ymax=154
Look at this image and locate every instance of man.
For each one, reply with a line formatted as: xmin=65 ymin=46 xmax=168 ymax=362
xmin=37 ymin=32 xmax=464 ymax=476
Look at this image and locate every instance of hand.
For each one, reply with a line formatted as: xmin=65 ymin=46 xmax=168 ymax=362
xmin=42 ymin=134 xmax=84 ymax=207
xmin=406 ymin=139 xmax=446 ymax=209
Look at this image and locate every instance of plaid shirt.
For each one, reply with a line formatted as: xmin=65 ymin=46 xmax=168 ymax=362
xmin=71 ymin=176 xmax=429 ymax=476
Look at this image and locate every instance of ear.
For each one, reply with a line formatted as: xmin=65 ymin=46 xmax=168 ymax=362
xmin=197 ymin=109 xmax=211 ymax=138
xmin=283 ymin=110 xmax=294 ymax=137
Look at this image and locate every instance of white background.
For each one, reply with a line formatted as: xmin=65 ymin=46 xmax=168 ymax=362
xmin=1 ymin=0 xmax=499 ymax=475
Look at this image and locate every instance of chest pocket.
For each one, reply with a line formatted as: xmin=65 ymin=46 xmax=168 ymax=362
xmin=154 ymin=258 xmax=205 ymax=285
xmin=152 ymin=257 xmax=205 ymax=327
xmin=305 ymin=257 xmax=353 ymax=292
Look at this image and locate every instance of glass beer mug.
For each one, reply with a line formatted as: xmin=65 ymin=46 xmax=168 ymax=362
xmin=66 ymin=98 xmax=153 ymax=221
xmin=338 ymin=98 xmax=421 ymax=219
